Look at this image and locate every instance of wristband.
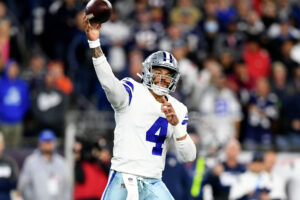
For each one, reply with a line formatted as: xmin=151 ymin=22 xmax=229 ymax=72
xmin=174 ymin=123 xmax=187 ymax=139
xmin=88 ymin=39 xmax=100 ymax=48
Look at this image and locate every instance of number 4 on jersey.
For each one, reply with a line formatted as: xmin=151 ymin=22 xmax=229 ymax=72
xmin=146 ymin=117 xmax=168 ymax=156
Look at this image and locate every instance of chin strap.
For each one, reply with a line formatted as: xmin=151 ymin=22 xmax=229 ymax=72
xmin=136 ymin=73 xmax=142 ymax=79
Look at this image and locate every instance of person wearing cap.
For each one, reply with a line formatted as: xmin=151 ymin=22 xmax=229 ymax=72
xmin=18 ymin=129 xmax=71 ymax=200
xmin=229 ymin=152 xmax=272 ymax=200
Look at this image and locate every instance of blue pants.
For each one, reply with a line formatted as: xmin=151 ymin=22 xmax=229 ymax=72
xmin=101 ymin=170 xmax=174 ymax=200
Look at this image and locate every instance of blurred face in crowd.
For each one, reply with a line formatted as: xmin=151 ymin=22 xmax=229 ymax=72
xmin=264 ymin=151 xmax=276 ymax=172
xmin=250 ymin=161 xmax=265 ymax=173
xmin=45 ymin=73 xmax=55 ymax=88
xmin=218 ymin=0 xmax=230 ymax=9
xmin=256 ymin=78 xmax=270 ymax=97
xmin=0 ymin=2 xmax=7 ymax=18
xmin=179 ymin=0 xmax=192 ymax=7
xmin=295 ymin=67 xmax=300 ymax=79
xmin=237 ymin=0 xmax=250 ymax=19
xmin=281 ymin=40 xmax=293 ymax=57
xmin=220 ymin=52 xmax=233 ymax=68
xmin=247 ymin=10 xmax=260 ymax=25
xmin=172 ymin=45 xmax=187 ymax=61
xmin=30 ymin=55 xmax=45 ymax=74
xmin=151 ymin=7 xmax=163 ymax=22
xmin=39 ymin=141 xmax=55 ymax=155
xmin=272 ymin=63 xmax=287 ymax=84
xmin=0 ymin=19 xmax=11 ymax=39
xmin=7 ymin=62 xmax=19 ymax=79
xmin=73 ymin=141 xmax=82 ymax=161
xmin=262 ymin=1 xmax=276 ymax=18
xmin=49 ymin=61 xmax=64 ymax=80
xmin=168 ymin=25 xmax=181 ymax=40
xmin=279 ymin=0 xmax=289 ymax=8
xmin=247 ymin=40 xmax=259 ymax=52
xmin=137 ymin=10 xmax=151 ymax=24
xmin=75 ymin=11 xmax=85 ymax=31
xmin=226 ymin=139 xmax=241 ymax=161
xmin=0 ymin=134 xmax=4 ymax=156
xmin=211 ymin=71 xmax=226 ymax=90
xmin=234 ymin=62 xmax=249 ymax=81
xmin=129 ymin=50 xmax=143 ymax=79
xmin=64 ymin=0 xmax=76 ymax=6
xmin=204 ymin=0 xmax=218 ymax=17
xmin=204 ymin=18 xmax=219 ymax=36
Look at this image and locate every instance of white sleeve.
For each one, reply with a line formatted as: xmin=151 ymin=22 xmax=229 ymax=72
xmin=229 ymin=174 xmax=252 ymax=199
xmin=173 ymin=123 xmax=196 ymax=162
xmin=92 ymin=56 xmax=129 ymax=110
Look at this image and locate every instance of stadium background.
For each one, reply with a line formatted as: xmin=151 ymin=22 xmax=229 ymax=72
xmin=0 ymin=0 xmax=300 ymax=199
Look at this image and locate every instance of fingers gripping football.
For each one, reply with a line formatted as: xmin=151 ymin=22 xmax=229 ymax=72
xmin=83 ymin=15 xmax=101 ymax=41
xmin=161 ymin=97 xmax=179 ymax=126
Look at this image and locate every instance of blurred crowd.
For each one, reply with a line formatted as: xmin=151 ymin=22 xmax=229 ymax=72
xmin=0 ymin=0 xmax=300 ymax=199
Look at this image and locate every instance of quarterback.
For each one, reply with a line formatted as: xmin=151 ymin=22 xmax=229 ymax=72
xmin=84 ymin=17 xmax=196 ymax=200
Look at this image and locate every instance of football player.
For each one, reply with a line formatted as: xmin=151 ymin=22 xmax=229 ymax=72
xmin=84 ymin=17 xmax=196 ymax=200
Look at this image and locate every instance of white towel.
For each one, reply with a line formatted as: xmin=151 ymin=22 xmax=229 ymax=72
xmin=122 ymin=173 xmax=139 ymax=200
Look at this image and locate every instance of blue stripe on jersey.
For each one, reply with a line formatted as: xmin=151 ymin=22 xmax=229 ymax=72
xmin=185 ymin=113 xmax=188 ymax=118
xmin=123 ymin=84 xmax=132 ymax=105
xmin=124 ymin=80 xmax=134 ymax=91
xmin=182 ymin=120 xmax=188 ymax=125
xmin=101 ymin=170 xmax=117 ymax=200
xmin=163 ymin=51 xmax=167 ymax=61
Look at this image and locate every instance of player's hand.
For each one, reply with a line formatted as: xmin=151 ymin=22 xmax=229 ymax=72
xmin=83 ymin=15 xmax=101 ymax=41
xmin=161 ymin=96 xmax=179 ymax=126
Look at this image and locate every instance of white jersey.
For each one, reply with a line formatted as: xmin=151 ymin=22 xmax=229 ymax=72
xmin=92 ymin=56 xmax=195 ymax=179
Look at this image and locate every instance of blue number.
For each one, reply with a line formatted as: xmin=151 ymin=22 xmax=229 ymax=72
xmin=146 ymin=117 xmax=168 ymax=156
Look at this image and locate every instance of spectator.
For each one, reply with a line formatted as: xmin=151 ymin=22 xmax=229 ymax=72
xmin=244 ymin=78 xmax=278 ymax=149
xmin=229 ymin=152 xmax=272 ymax=200
xmin=51 ymin=0 xmax=82 ymax=62
xmin=214 ymin=18 xmax=245 ymax=62
xmin=198 ymin=16 xmax=220 ymax=56
xmin=31 ymin=72 xmax=67 ymax=138
xmin=0 ymin=131 xmax=19 ymax=200
xmin=215 ymin=0 xmax=237 ymax=33
xmin=0 ymin=18 xmax=10 ymax=67
xmin=68 ymin=10 xmax=98 ymax=99
xmin=278 ymin=40 xmax=298 ymax=79
xmin=243 ymin=10 xmax=265 ymax=36
xmin=196 ymin=67 xmax=242 ymax=151
xmin=22 ymin=53 xmax=47 ymax=92
xmin=170 ymin=0 xmax=201 ymax=33
xmin=264 ymin=151 xmax=287 ymax=200
xmin=101 ymin=8 xmax=130 ymax=77
xmin=243 ymin=36 xmax=271 ymax=82
xmin=131 ymin=7 xmax=162 ymax=56
xmin=261 ymin=1 xmax=278 ymax=29
xmin=203 ymin=139 xmax=246 ymax=200
xmin=286 ymin=67 xmax=300 ymax=147
xmin=227 ymin=60 xmax=255 ymax=95
xmin=18 ymin=129 xmax=71 ymax=200
xmin=172 ymin=40 xmax=198 ymax=101
xmin=48 ymin=61 xmax=73 ymax=95
xmin=0 ymin=59 xmax=30 ymax=148
xmin=73 ymin=138 xmax=110 ymax=200
xmin=270 ymin=62 xmax=290 ymax=149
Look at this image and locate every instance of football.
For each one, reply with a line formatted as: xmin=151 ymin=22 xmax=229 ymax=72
xmin=85 ymin=0 xmax=112 ymax=24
